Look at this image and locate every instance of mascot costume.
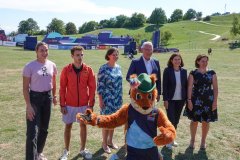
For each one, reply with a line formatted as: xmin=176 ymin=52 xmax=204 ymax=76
xmin=77 ymin=73 xmax=176 ymax=160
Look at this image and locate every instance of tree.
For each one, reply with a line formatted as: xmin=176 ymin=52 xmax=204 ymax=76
xmin=78 ymin=22 xmax=87 ymax=34
xmin=129 ymin=13 xmax=146 ymax=28
xmin=47 ymin=18 xmax=65 ymax=34
xmin=230 ymin=16 xmax=240 ymax=37
xmin=183 ymin=9 xmax=197 ymax=20
xmin=211 ymin=12 xmax=221 ymax=16
xmin=161 ymin=30 xmax=173 ymax=46
xmin=78 ymin=21 xmax=98 ymax=34
xmin=99 ymin=19 xmax=109 ymax=28
xmin=99 ymin=18 xmax=116 ymax=28
xmin=107 ymin=18 xmax=116 ymax=28
xmin=65 ymin=22 xmax=77 ymax=35
xmin=122 ymin=18 xmax=132 ymax=28
xmin=35 ymin=30 xmax=47 ymax=35
xmin=8 ymin=31 xmax=17 ymax=36
xmin=115 ymin=15 xmax=128 ymax=28
xmin=170 ymin=9 xmax=183 ymax=23
xmin=18 ymin=21 xmax=28 ymax=34
xmin=18 ymin=18 xmax=39 ymax=35
xmin=149 ymin=8 xmax=167 ymax=26
xmin=203 ymin=16 xmax=211 ymax=21
xmin=196 ymin=12 xmax=202 ymax=21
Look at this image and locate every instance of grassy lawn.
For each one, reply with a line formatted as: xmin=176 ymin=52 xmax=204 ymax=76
xmin=0 ymin=44 xmax=239 ymax=160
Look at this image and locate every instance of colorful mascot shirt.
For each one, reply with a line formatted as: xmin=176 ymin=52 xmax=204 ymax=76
xmin=126 ymin=104 xmax=160 ymax=160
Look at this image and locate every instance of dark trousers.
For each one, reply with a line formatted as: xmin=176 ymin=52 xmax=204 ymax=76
xmin=166 ymin=100 xmax=185 ymax=129
xmin=126 ymin=145 xmax=159 ymax=160
xmin=26 ymin=90 xmax=52 ymax=160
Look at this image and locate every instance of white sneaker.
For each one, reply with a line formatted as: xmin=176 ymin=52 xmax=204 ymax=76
xmin=172 ymin=141 xmax=178 ymax=147
xmin=166 ymin=143 xmax=173 ymax=150
xmin=38 ymin=153 xmax=47 ymax=160
xmin=80 ymin=149 xmax=92 ymax=159
xmin=59 ymin=149 xmax=69 ymax=160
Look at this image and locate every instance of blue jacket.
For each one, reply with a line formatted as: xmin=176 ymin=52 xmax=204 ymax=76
xmin=162 ymin=67 xmax=187 ymax=101
xmin=126 ymin=56 xmax=161 ymax=95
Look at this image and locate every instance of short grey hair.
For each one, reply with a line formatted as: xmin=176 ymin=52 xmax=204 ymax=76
xmin=141 ymin=41 xmax=153 ymax=50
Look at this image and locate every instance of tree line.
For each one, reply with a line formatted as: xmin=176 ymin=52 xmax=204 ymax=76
xmin=13 ymin=8 xmax=206 ymax=36
xmin=12 ymin=7 xmax=240 ymax=40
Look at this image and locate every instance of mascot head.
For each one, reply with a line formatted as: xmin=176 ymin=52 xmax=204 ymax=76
xmin=130 ymin=73 xmax=158 ymax=115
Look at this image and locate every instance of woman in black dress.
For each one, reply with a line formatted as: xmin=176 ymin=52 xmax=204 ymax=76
xmin=184 ymin=54 xmax=218 ymax=150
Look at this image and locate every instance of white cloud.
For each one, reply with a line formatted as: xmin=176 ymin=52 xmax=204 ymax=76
xmin=0 ymin=0 xmax=136 ymax=16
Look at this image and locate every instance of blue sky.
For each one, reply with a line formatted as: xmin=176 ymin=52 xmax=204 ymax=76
xmin=0 ymin=0 xmax=239 ymax=34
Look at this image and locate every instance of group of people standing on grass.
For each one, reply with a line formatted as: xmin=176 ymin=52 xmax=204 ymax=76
xmin=23 ymin=41 xmax=218 ymax=160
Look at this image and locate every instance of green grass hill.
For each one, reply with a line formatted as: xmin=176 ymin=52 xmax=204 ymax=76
xmin=37 ymin=14 xmax=240 ymax=52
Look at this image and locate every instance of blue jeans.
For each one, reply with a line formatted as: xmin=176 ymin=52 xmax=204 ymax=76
xmin=26 ymin=90 xmax=52 ymax=160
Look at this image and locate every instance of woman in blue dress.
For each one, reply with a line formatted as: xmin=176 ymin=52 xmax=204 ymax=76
xmin=97 ymin=47 xmax=123 ymax=154
xmin=184 ymin=54 xmax=218 ymax=150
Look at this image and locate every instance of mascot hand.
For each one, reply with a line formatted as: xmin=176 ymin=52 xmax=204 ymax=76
xmin=129 ymin=77 xmax=141 ymax=89
xmin=153 ymin=127 xmax=173 ymax=146
xmin=76 ymin=109 xmax=98 ymax=126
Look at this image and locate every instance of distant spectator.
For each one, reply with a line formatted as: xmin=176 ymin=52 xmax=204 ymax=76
xmin=208 ymin=48 xmax=212 ymax=55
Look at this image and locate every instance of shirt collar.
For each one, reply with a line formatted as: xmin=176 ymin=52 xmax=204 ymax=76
xmin=142 ymin=56 xmax=151 ymax=63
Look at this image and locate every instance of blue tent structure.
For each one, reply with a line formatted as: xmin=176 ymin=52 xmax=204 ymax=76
xmin=24 ymin=36 xmax=37 ymax=51
xmin=42 ymin=31 xmax=132 ymax=50
xmin=14 ymin=34 xmax=28 ymax=46
xmin=42 ymin=32 xmax=64 ymax=44
xmin=152 ymin=30 xmax=179 ymax=53
xmin=44 ymin=32 xmax=62 ymax=39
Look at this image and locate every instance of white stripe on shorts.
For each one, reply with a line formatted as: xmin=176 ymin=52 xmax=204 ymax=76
xmin=62 ymin=106 xmax=89 ymax=124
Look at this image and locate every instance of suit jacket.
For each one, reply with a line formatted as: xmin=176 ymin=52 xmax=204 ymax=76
xmin=126 ymin=56 xmax=161 ymax=95
xmin=162 ymin=67 xmax=187 ymax=101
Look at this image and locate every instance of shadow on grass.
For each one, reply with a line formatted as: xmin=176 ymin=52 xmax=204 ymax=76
xmin=161 ymin=146 xmax=174 ymax=160
xmin=70 ymin=145 xmax=127 ymax=160
xmin=115 ymin=145 xmax=127 ymax=159
xmin=91 ymin=148 xmax=108 ymax=160
xmin=70 ymin=153 xmax=81 ymax=160
xmin=173 ymin=147 xmax=208 ymax=160
xmin=145 ymin=25 xmax=163 ymax=32
xmin=70 ymin=148 xmax=108 ymax=160
xmin=125 ymin=26 xmax=145 ymax=30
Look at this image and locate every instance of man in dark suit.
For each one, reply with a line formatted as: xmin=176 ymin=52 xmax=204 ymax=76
xmin=126 ymin=41 xmax=161 ymax=101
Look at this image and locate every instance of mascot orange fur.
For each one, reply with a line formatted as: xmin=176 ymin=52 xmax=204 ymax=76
xmin=77 ymin=73 xmax=176 ymax=160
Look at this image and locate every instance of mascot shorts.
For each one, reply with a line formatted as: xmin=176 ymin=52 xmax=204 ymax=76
xmin=126 ymin=145 xmax=159 ymax=160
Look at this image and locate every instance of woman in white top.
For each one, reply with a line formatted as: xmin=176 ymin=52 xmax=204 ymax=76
xmin=162 ymin=53 xmax=187 ymax=149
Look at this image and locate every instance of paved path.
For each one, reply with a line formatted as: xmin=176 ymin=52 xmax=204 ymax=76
xmin=198 ymin=21 xmax=221 ymax=26
xmin=198 ymin=31 xmax=221 ymax=40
